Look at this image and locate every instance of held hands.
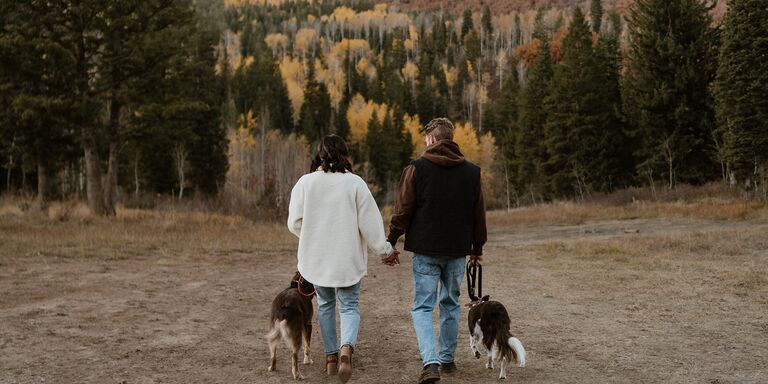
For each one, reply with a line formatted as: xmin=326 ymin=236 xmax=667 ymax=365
xmin=382 ymin=249 xmax=400 ymax=266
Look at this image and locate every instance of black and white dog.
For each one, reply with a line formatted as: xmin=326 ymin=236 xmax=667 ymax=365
xmin=468 ymin=295 xmax=526 ymax=380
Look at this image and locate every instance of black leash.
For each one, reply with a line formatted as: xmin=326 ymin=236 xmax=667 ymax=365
xmin=466 ymin=259 xmax=482 ymax=302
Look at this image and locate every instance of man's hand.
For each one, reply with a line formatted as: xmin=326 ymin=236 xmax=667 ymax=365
xmin=469 ymin=254 xmax=483 ymax=266
xmin=383 ymin=249 xmax=400 ymax=266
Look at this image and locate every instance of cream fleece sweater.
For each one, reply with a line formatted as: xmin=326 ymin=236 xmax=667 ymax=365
xmin=287 ymin=170 xmax=393 ymax=287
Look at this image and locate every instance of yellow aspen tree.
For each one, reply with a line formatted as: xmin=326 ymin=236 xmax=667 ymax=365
xmin=315 ymin=58 xmax=344 ymax=111
xmin=264 ymin=33 xmax=289 ymax=59
xmin=453 ymin=122 xmax=482 ymax=162
xmin=347 ymin=94 xmax=373 ymax=144
xmin=477 ymin=83 xmax=489 ymax=131
xmin=443 ymin=64 xmax=458 ymax=100
xmin=402 ymin=61 xmax=419 ymax=94
xmin=479 ymin=131 xmax=498 ymax=199
xmin=356 ymin=57 xmax=377 ymax=81
xmin=403 ymin=113 xmax=424 ymax=158
xmin=278 ymin=57 xmax=306 ymax=124
xmin=331 ymin=6 xmax=356 ymax=39
xmin=346 ymin=94 xmax=389 ymax=144
xmin=294 ymin=28 xmax=317 ymax=60
xmin=453 ymin=122 xmax=499 ymax=202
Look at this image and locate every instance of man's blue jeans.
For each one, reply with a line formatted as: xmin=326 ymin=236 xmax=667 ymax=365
xmin=314 ymin=282 xmax=361 ymax=355
xmin=411 ymin=254 xmax=465 ymax=366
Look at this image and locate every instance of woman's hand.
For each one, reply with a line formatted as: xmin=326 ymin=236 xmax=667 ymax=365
xmin=383 ymin=249 xmax=400 ymax=266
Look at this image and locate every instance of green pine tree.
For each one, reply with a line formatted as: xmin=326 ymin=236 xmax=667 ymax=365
xmin=590 ymin=0 xmax=603 ymax=33
xmin=365 ymin=111 xmax=410 ymax=196
xmin=544 ymin=7 xmax=629 ymax=198
xmin=299 ymin=60 xmax=332 ymax=143
xmin=461 ymin=8 xmax=474 ymax=41
xmin=515 ymin=32 xmax=553 ymax=200
xmin=482 ymin=4 xmax=493 ymax=38
xmin=623 ymin=0 xmax=720 ymax=189
xmin=714 ymin=0 xmax=768 ymax=190
xmin=490 ymin=59 xmax=521 ymax=201
xmin=183 ymin=23 xmax=228 ymax=195
xmin=491 ymin=61 xmax=520 ymax=141
xmin=234 ymin=51 xmax=293 ymax=133
xmin=0 ymin=1 xmax=75 ymax=205
xmin=464 ymin=29 xmax=482 ymax=67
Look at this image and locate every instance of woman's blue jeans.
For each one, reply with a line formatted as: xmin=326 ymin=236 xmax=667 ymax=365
xmin=314 ymin=282 xmax=361 ymax=355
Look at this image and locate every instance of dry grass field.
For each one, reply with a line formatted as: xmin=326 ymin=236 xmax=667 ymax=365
xmin=1 ymin=198 xmax=767 ymax=383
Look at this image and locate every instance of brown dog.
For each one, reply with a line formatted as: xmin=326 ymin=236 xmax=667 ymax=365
xmin=267 ymin=272 xmax=315 ymax=380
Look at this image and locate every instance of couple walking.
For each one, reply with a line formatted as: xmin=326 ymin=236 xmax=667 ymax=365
xmin=287 ymin=117 xmax=487 ymax=383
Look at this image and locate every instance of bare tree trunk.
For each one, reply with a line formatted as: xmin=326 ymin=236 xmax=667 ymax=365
xmin=761 ymin=163 xmax=767 ymax=201
xmin=573 ymin=166 xmax=587 ymax=201
xmin=478 ymin=97 xmax=484 ymax=132
xmin=21 ymin=161 xmax=26 ymax=191
xmin=504 ymin=158 xmax=510 ymax=212
xmin=713 ymin=134 xmax=727 ymax=183
xmin=98 ymin=97 xmax=120 ymax=215
xmin=663 ymin=140 xmax=674 ymax=190
xmin=5 ymin=161 xmax=10 ymax=192
xmin=104 ymin=141 xmax=118 ymax=215
xmin=174 ymin=144 xmax=188 ymax=199
xmin=78 ymin=157 xmax=85 ymax=197
xmin=133 ymin=149 xmax=141 ymax=196
xmin=84 ymin=142 xmax=107 ymax=215
xmin=35 ymin=158 xmax=48 ymax=211
xmin=645 ymin=166 xmax=656 ymax=199
xmin=77 ymin=26 xmax=112 ymax=215
xmin=5 ymin=153 xmax=12 ymax=192
xmin=259 ymin=108 xmax=269 ymax=197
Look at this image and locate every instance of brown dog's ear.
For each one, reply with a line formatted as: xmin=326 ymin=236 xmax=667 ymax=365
xmin=481 ymin=295 xmax=490 ymax=302
xmin=292 ymin=271 xmax=301 ymax=281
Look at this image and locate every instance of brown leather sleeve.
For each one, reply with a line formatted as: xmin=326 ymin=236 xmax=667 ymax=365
xmin=471 ymin=176 xmax=487 ymax=256
xmin=387 ymin=164 xmax=416 ymax=246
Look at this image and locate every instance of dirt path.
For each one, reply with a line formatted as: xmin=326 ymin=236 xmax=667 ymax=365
xmin=1 ymin=218 xmax=767 ymax=383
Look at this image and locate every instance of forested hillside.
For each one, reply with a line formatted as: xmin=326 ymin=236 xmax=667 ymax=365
xmin=381 ymin=0 xmax=728 ymax=19
xmin=1 ymin=0 xmax=764 ymax=217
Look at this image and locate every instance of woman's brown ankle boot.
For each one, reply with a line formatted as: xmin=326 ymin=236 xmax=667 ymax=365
xmin=338 ymin=344 xmax=353 ymax=383
xmin=326 ymin=353 xmax=338 ymax=376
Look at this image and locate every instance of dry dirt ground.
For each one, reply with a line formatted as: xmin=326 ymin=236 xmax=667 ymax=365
xmin=1 ymin=207 xmax=767 ymax=384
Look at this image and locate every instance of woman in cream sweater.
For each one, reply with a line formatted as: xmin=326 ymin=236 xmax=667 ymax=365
xmin=287 ymin=134 xmax=397 ymax=383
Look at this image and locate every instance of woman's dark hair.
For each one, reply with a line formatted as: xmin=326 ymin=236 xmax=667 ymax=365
xmin=310 ymin=134 xmax=352 ymax=173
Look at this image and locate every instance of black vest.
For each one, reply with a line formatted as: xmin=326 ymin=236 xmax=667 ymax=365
xmin=404 ymin=157 xmax=481 ymax=258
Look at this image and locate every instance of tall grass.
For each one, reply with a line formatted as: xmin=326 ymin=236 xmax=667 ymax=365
xmin=487 ymin=200 xmax=768 ymax=227
xmin=0 ymin=195 xmax=296 ymax=261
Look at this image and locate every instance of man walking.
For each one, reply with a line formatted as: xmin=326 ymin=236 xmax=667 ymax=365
xmin=385 ymin=117 xmax=486 ymax=383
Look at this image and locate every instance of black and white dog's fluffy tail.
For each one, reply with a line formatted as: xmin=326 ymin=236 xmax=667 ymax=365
xmin=482 ymin=303 xmax=526 ymax=368
xmin=507 ymin=336 xmax=526 ymax=367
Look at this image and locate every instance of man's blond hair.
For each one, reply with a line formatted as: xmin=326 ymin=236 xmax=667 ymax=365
xmin=421 ymin=117 xmax=454 ymax=140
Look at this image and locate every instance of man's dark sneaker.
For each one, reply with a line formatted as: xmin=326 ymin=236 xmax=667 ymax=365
xmin=439 ymin=361 xmax=457 ymax=374
xmin=418 ymin=363 xmax=441 ymax=384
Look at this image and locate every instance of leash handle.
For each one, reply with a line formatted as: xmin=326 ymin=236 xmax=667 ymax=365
xmin=466 ymin=259 xmax=482 ymax=302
